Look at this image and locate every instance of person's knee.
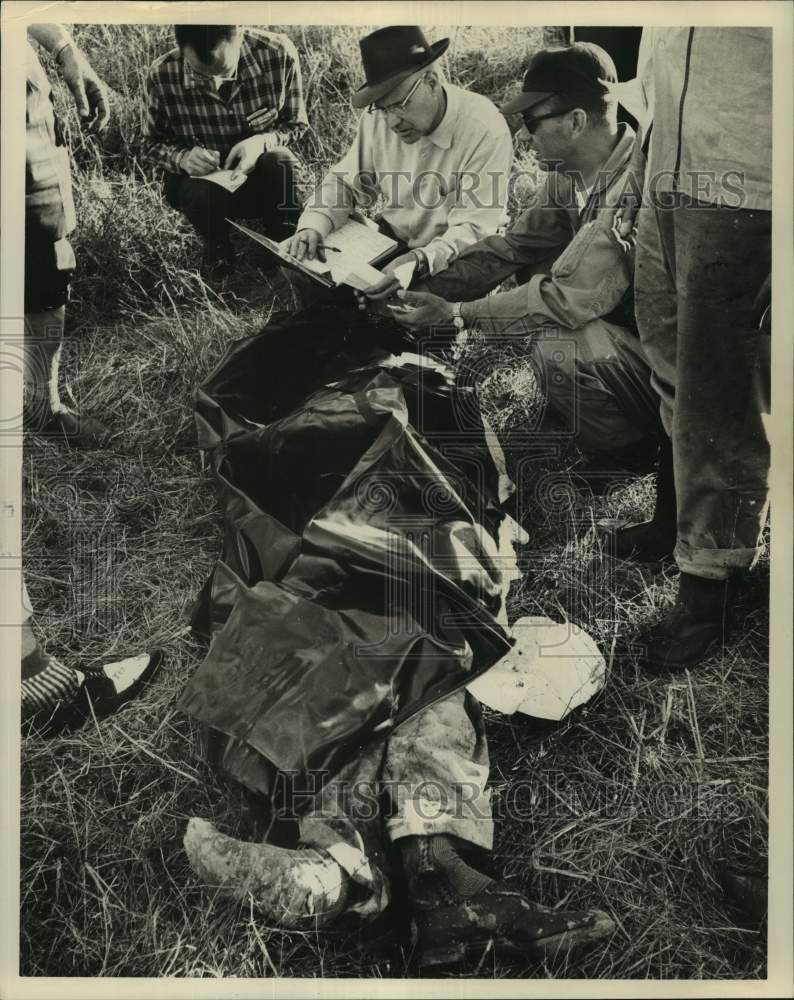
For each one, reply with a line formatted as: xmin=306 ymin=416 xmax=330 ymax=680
xmin=257 ymin=147 xmax=300 ymax=171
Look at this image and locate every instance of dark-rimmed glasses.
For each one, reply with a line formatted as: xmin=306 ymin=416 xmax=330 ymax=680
xmin=520 ymin=107 xmax=576 ymax=134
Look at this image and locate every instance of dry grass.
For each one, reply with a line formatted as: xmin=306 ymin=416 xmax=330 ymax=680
xmin=20 ymin=23 xmax=768 ymax=980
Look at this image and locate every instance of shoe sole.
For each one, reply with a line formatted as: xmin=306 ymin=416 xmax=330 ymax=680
xmin=417 ymin=913 xmax=615 ymax=969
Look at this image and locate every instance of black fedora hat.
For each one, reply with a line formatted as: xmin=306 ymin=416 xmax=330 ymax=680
xmin=351 ymin=26 xmax=449 ymax=109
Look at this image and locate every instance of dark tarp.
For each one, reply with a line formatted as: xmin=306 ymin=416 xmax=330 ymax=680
xmin=178 ymin=305 xmax=515 ymax=802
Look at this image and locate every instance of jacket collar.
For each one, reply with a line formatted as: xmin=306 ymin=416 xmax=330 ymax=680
xmin=547 ymin=123 xmax=637 ymax=214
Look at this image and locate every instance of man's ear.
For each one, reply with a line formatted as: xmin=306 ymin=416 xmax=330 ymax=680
xmin=570 ymin=108 xmax=588 ymax=137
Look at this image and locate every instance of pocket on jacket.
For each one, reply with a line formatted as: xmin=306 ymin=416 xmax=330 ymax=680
xmin=550 ymin=220 xmax=599 ymax=278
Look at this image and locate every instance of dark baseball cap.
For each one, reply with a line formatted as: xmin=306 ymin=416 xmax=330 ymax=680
xmin=500 ymin=42 xmax=617 ymax=115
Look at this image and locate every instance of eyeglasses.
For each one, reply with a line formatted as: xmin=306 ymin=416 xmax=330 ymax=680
xmin=367 ymin=75 xmax=425 ymax=116
xmin=520 ymin=107 xmax=576 ymax=134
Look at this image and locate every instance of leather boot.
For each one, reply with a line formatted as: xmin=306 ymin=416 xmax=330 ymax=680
xmin=634 ymin=572 xmax=736 ymax=671
xmin=599 ymin=436 xmax=676 ymax=561
xmin=400 ymin=835 xmax=614 ymax=968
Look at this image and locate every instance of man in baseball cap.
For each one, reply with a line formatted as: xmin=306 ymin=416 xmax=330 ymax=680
xmin=385 ymin=42 xmax=665 ymax=493
xmin=501 ymin=42 xmax=618 ymax=156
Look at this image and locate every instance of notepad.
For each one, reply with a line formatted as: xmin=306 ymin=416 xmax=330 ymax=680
xmin=229 ymin=217 xmax=398 ymax=290
xmin=203 ymin=169 xmax=247 ymax=192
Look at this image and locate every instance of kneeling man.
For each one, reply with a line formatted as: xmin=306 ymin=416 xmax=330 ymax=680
xmin=383 ymin=43 xmax=668 ymax=552
xmin=143 ymin=24 xmax=307 ymax=270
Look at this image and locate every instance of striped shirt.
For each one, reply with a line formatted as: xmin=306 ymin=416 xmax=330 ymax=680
xmin=142 ymin=29 xmax=308 ymax=173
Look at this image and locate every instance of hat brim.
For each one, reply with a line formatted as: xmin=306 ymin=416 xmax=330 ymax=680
xmin=499 ymin=89 xmax=556 ymax=115
xmin=351 ymin=38 xmax=450 ymax=109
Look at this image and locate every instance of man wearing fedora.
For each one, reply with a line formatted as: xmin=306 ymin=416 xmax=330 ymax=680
xmin=382 ymin=42 xmax=665 ymax=496
xmin=287 ymin=26 xmax=513 ymax=289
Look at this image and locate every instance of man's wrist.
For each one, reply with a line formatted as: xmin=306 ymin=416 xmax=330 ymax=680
xmin=411 ymin=248 xmax=430 ymax=280
xmin=52 ymin=38 xmax=75 ymax=64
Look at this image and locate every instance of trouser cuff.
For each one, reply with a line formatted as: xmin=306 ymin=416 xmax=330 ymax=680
xmin=386 ymin=795 xmax=494 ymax=851
xmin=675 ymin=541 xmax=765 ymax=580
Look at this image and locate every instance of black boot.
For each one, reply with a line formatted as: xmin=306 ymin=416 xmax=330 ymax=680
xmin=634 ymin=572 xmax=736 ymax=672
xmin=400 ymin=836 xmax=613 ymax=969
xmin=599 ymin=437 xmax=676 ymax=561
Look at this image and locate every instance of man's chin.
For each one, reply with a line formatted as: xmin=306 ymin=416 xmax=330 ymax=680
xmin=393 ymin=129 xmax=421 ymax=144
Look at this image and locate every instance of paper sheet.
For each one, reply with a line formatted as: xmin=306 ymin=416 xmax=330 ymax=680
xmin=467 ymin=616 xmax=606 ymax=720
xmin=392 ymin=259 xmax=416 ymax=289
xmin=202 ymin=169 xmax=247 ymax=192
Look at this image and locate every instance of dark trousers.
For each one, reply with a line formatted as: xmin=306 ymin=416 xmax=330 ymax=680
xmin=164 ymin=148 xmax=301 ymax=249
xmin=635 ymin=193 xmax=771 ymax=579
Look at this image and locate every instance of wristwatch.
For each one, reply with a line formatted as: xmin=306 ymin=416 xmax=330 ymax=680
xmin=451 ymin=301 xmax=466 ymax=330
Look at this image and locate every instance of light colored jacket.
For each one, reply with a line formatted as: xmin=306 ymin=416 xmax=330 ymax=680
xmin=608 ymin=27 xmax=771 ymax=211
xmin=297 ymin=83 xmax=513 ymax=275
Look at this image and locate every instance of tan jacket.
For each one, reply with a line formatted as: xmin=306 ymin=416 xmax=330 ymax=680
xmin=422 ymin=124 xmax=641 ymax=333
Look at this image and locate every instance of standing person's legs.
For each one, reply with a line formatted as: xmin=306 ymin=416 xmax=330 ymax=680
xmin=23 ymin=226 xmax=108 ymax=445
xmin=631 ymin=193 xmax=772 ymax=668
xmin=671 ymin=198 xmax=771 ymax=578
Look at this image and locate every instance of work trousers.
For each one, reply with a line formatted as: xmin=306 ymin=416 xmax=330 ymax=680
xmin=528 ymin=317 xmax=663 ymax=454
xmin=298 ymin=690 xmax=491 ymax=920
xmin=164 ymin=148 xmax=301 ymax=249
xmin=634 ymin=193 xmax=771 ymax=579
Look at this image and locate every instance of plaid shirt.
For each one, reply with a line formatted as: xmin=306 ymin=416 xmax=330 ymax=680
xmin=142 ymin=29 xmax=308 ymax=173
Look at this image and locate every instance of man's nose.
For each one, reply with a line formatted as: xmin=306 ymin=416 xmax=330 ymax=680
xmin=516 ymin=124 xmax=532 ymax=142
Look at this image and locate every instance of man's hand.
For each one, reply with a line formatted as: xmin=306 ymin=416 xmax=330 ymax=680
xmin=286 ymin=229 xmax=327 ymax=263
xmin=224 ymin=135 xmax=267 ymax=175
xmin=359 ymin=251 xmax=418 ymax=302
xmin=180 ymin=146 xmax=221 ymax=177
xmin=57 ymin=45 xmax=110 ymax=131
xmin=387 ymin=289 xmax=455 ymax=330
xmin=612 ymin=127 xmax=646 ymax=239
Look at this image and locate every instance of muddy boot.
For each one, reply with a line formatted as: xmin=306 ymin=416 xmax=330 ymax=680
xmin=183 ymin=817 xmax=349 ymax=929
xmin=400 ymin=835 xmax=614 ymax=969
xmin=633 ymin=572 xmax=736 ymax=672
xmin=598 ymin=437 xmax=676 ymax=561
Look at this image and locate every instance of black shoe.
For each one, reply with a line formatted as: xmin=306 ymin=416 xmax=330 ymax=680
xmin=571 ymin=437 xmax=660 ymax=494
xmin=411 ymin=882 xmax=615 ymax=969
xmin=35 ymin=408 xmax=112 ymax=448
xmin=72 ymin=649 xmax=164 ymax=725
xmin=633 ymin=573 xmax=735 ymax=672
xmin=598 ymin=437 xmax=676 ymax=561
xmin=598 ymin=517 xmax=675 ymax=561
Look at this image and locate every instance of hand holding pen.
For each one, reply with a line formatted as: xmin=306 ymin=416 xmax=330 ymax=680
xmin=180 ymin=136 xmax=220 ymax=177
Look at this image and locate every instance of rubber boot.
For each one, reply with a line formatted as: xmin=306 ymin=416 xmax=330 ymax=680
xmin=634 ymin=572 xmax=736 ymax=671
xmin=599 ymin=436 xmax=676 ymax=561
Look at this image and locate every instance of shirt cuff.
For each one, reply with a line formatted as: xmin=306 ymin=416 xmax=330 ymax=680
xmin=295 ymin=211 xmax=334 ymax=237
xmin=421 ymin=240 xmax=455 ymax=276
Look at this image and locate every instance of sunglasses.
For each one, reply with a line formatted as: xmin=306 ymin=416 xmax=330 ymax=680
xmin=367 ymin=75 xmax=425 ymax=116
xmin=520 ymin=107 xmax=576 ymax=134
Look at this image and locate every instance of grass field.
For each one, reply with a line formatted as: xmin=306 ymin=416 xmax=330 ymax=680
xmin=20 ymin=23 xmax=768 ymax=980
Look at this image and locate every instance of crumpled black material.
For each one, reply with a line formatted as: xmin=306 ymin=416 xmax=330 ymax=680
xmin=178 ymin=305 xmax=514 ymax=801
